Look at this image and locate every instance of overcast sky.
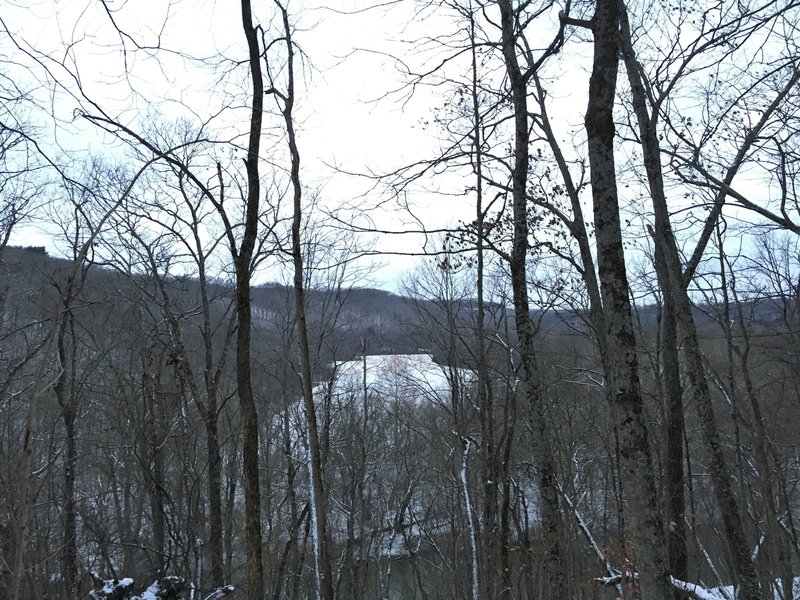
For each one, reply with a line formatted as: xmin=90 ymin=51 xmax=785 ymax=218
xmin=11 ymin=1 xmax=718 ymax=305
xmin=2 ymin=1 xmax=500 ymax=286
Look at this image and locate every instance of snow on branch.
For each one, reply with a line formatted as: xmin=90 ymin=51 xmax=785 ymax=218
xmin=561 ymin=492 xmax=739 ymax=600
xmin=595 ymin=572 xmax=736 ymax=600
xmin=137 ymin=576 xmax=187 ymax=599
xmin=594 ymin=572 xmax=635 ymax=586
xmin=560 ymin=489 xmax=625 ymax=597
xmin=669 ymin=577 xmax=736 ymax=600
xmin=89 ymin=573 xmax=134 ymax=600
xmin=202 ymin=586 xmax=237 ymax=600
xmin=89 ymin=572 xmax=235 ymax=600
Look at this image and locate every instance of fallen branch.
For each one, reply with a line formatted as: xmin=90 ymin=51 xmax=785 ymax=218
xmin=203 ymin=585 xmax=237 ymax=600
xmin=595 ymin=572 xmax=734 ymax=600
xmin=89 ymin=572 xmax=236 ymax=600
xmin=670 ymin=577 xmax=734 ymax=600
xmin=560 ymin=489 xmax=625 ymax=597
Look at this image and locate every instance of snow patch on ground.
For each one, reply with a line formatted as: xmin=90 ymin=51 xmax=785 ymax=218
xmin=137 ymin=582 xmax=161 ymax=600
xmin=670 ymin=577 xmax=800 ymax=600
xmin=671 ymin=578 xmax=731 ymax=600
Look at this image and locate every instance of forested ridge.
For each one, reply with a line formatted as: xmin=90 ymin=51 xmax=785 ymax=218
xmin=3 ymin=0 xmax=800 ymax=599
xmin=3 ymin=238 xmax=800 ymax=599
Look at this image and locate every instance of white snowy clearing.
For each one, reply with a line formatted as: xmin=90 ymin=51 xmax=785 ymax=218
xmin=317 ymin=353 xmax=474 ymax=405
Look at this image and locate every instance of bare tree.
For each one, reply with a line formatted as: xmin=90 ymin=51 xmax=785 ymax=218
xmin=264 ymin=3 xmax=334 ymax=598
xmin=494 ymin=2 xmax=569 ymax=596
xmin=579 ymin=0 xmax=672 ymax=596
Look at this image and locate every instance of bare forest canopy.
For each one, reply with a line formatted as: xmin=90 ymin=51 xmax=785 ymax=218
xmin=3 ymin=1 xmax=800 ymax=600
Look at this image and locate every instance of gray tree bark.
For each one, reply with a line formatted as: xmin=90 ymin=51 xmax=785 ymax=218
xmin=55 ymin=289 xmax=78 ymax=600
xmin=615 ymin=9 xmax=689 ymax=590
xmin=496 ymin=2 xmax=566 ymax=597
xmin=271 ymin=3 xmax=335 ymax=599
xmin=237 ymin=1 xmax=266 ymax=597
xmin=584 ymin=1 xmax=671 ymax=597
xmin=617 ymin=9 xmax=761 ymax=598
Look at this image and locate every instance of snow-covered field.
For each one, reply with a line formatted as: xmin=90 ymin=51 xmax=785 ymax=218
xmin=321 ymin=353 xmax=474 ymax=403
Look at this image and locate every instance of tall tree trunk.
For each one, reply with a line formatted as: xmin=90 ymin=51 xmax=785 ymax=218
xmin=656 ymin=278 xmax=688 ymax=589
xmin=617 ymin=9 xmax=760 ymax=598
xmin=617 ymin=22 xmax=688 ymax=581
xmin=238 ymin=1 xmax=266 ymax=597
xmin=272 ymin=405 xmax=301 ymax=600
xmin=143 ymin=365 xmax=166 ymax=568
xmin=273 ymin=4 xmax=334 ymax=599
xmin=466 ymin=5 xmax=508 ymax=597
xmin=726 ymin=261 xmax=793 ymax=600
xmin=224 ymin=436 xmax=239 ymax=581
xmin=55 ymin=298 xmax=78 ymax=600
xmin=496 ymin=2 xmax=566 ymax=597
xmin=196 ymin=229 xmax=228 ymax=590
xmin=11 ymin=290 xmax=67 ymax=600
xmin=584 ymin=2 xmax=671 ymax=597
xmin=205 ymin=409 xmax=225 ymax=587
xmin=471 ymin=13 xmax=495 ymax=598
xmin=672 ymin=297 xmax=759 ymax=600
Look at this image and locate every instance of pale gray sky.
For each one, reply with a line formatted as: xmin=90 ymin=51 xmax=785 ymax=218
xmin=5 ymin=0 xmax=779 ymax=296
xmin=5 ymin=0 xmax=511 ymax=289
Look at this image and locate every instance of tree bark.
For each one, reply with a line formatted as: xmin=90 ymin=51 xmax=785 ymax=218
xmin=496 ymin=2 xmax=566 ymax=597
xmin=615 ymin=12 xmax=688 ymax=589
xmin=585 ymin=2 xmax=671 ymax=597
xmin=273 ymin=3 xmax=334 ymax=598
xmin=658 ymin=277 xmax=688 ymax=590
xmin=195 ymin=214 xmax=229 ymax=590
xmin=142 ymin=361 xmax=166 ymax=569
xmin=237 ymin=1 xmax=266 ymax=597
xmin=727 ymin=262 xmax=793 ymax=600
xmin=617 ymin=8 xmax=760 ymax=598
xmin=205 ymin=410 xmax=225 ymax=587
xmin=55 ymin=295 xmax=78 ymax=600
xmin=466 ymin=5 xmax=503 ymax=595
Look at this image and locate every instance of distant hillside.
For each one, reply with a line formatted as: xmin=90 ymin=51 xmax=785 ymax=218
xmin=3 ymin=244 xmax=794 ymax=363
